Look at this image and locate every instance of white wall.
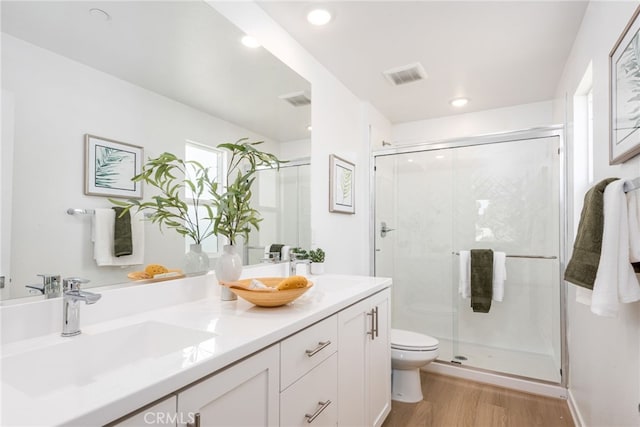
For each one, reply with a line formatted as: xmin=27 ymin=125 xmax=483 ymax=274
xmin=279 ymin=138 xmax=311 ymax=161
xmin=553 ymin=2 xmax=640 ymax=426
xmin=391 ymin=100 xmax=554 ymax=144
xmin=211 ymin=2 xmax=391 ymax=275
xmin=2 ymin=34 xmax=276 ymax=298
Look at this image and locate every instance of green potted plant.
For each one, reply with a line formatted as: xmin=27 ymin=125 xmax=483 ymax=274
xmin=211 ymin=139 xmax=283 ymax=299
xmin=111 ymin=138 xmax=284 ymax=282
xmin=211 ymin=138 xmax=283 ymax=245
xmin=309 ymin=248 xmax=325 ymax=275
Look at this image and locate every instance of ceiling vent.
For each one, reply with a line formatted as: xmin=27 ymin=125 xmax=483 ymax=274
xmin=279 ymin=91 xmax=311 ymax=107
xmin=383 ymin=62 xmax=427 ymax=86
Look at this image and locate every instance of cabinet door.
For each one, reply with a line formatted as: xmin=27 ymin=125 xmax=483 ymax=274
xmin=280 ymin=353 xmax=338 ymax=426
xmin=368 ymin=289 xmax=391 ymax=427
xmin=177 ymin=345 xmax=279 ymax=427
xmin=337 ymin=298 xmax=369 ymax=426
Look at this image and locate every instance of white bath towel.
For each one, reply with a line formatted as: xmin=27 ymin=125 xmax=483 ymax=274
xmin=590 ymin=180 xmax=640 ymax=317
xmin=92 ymin=208 xmax=145 ymax=266
xmin=492 ymin=251 xmax=507 ymax=302
xmin=459 ymin=250 xmax=506 ymax=302
xmin=458 ymin=250 xmax=471 ymax=298
xmin=627 ymin=190 xmax=640 ymax=263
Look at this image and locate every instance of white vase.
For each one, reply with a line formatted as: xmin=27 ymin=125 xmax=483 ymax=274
xmin=216 ymin=244 xmax=243 ymax=301
xmin=310 ymin=262 xmax=325 ymax=275
xmin=184 ymin=243 xmax=210 ymax=275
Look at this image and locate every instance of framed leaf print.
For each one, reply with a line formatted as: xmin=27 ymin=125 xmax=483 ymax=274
xmin=84 ymin=134 xmax=143 ymax=198
xmin=329 ymin=154 xmax=355 ymax=214
xmin=610 ymin=5 xmax=640 ymax=164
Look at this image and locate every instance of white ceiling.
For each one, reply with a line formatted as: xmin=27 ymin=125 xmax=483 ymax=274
xmin=1 ymin=1 xmax=311 ymax=142
xmin=259 ymin=1 xmax=588 ymax=124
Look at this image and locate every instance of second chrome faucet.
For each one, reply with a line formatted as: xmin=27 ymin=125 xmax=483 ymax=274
xmin=62 ymin=278 xmax=101 ymax=337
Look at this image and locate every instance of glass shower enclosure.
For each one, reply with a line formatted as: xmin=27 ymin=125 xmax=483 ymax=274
xmin=373 ymin=128 xmax=565 ymax=384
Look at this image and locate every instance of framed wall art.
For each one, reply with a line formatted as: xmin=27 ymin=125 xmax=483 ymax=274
xmin=84 ymin=134 xmax=143 ymax=198
xmin=610 ymin=6 xmax=640 ymax=164
xmin=329 ymin=154 xmax=355 ymax=214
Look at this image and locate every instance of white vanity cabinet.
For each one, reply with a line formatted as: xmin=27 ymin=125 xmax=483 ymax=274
xmin=108 ymin=287 xmax=390 ymax=427
xmin=337 ymin=288 xmax=391 ymax=427
xmin=176 ymin=345 xmax=280 ymax=427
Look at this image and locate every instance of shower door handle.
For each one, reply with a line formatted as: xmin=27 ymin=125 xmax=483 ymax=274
xmin=380 ymin=221 xmax=395 ymax=238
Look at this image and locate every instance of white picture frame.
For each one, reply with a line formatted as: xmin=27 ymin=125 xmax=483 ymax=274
xmin=610 ymin=6 xmax=640 ymax=164
xmin=329 ymin=154 xmax=355 ymax=214
xmin=84 ymin=134 xmax=143 ymax=198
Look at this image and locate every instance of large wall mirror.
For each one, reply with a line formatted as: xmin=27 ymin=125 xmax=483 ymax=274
xmin=0 ymin=1 xmax=311 ymax=301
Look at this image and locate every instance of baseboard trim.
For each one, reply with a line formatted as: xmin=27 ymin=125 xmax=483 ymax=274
xmin=424 ymin=362 xmax=567 ymax=399
xmin=567 ymin=389 xmax=584 ymax=427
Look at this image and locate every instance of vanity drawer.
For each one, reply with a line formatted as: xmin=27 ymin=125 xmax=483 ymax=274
xmin=280 ymin=314 xmax=337 ymax=390
xmin=280 ymin=353 xmax=337 ymax=426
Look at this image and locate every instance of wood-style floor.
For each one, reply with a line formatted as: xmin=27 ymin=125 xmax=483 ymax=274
xmin=382 ymin=372 xmax=574 ymax=427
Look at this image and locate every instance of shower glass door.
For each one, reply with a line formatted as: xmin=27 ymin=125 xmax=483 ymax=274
xmin=374 ymin=134 xmax=562 ymax=383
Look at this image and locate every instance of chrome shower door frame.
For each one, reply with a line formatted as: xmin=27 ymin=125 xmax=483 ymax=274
xmin=370 ymin=125 xmax=568 ymax=388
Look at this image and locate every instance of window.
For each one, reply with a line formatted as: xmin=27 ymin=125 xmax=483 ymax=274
xmin=573 ymin=62 xmax=593 ymax=186
xmin=185 ymin=141 xmax=224 ymax=254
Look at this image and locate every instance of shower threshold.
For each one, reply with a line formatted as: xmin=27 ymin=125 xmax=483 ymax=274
xmin=437 ymin=338 xmax=561 ymax=384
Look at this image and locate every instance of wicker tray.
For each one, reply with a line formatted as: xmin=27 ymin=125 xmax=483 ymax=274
xmin=226 ymin=277 xmax=313 ymax=307
xmin=127 ymin=269 xmax=184 ymax=282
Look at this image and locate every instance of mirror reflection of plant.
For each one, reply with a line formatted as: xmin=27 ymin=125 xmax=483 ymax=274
xmin=213 ymin=139 xmax=284 ymax=245
xmin=112 ymin=138 xmax=284 ymax=247
xmin=111 ymin=152 xmax=218 ymax=245
xmin=290 ymin=247 xmax=309 ymax=259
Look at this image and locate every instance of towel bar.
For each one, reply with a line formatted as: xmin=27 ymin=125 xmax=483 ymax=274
xmin=67 ymin=208 xmax=152 ymax=218
xmin=452 ymin=252 xmax=557 ymax=260
xmin=623 ymin=177 xmax=640 ymax=193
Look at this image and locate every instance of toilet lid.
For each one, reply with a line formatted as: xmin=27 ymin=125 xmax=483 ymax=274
xmin=391 ymin=329 xmax=439 ymax=351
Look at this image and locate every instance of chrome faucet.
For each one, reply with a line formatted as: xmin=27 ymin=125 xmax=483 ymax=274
xmin=289 ymin=253 xmax=310 ymax=276
xmin=25 ymin=274 xmax=61 ymax=298
xmin=61 ymin=278 xmax=101 ymax=337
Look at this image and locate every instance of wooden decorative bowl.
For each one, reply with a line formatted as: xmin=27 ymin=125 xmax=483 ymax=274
xmin=226 ymin=277 xmax=313 ymax=307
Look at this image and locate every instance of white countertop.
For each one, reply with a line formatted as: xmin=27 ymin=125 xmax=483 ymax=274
xmin=0 ymin=274 xmax=391 ymax=426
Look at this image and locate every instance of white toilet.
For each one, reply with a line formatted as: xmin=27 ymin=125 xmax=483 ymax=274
xmin=390 ymin=328 xmax=439 ymax=403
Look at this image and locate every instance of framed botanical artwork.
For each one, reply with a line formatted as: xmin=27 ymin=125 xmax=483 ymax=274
xmin=610 ymin=5 xmax=640 ymax=164
xmin=329 ymin=154 xmax=355 ymax=214
xmin=84 ymin=134 xmax=143 ymax=198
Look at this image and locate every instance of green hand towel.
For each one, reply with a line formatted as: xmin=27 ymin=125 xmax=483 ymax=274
xmin=471 ymin=249 xmax=493 ymax=313
xmin=269 ymin=244 xmax=284 ymax=256
xmin=112 ymin=207 xmax=133 ymax=257
xmin=564 ymin=178 xmax=619 ymax=289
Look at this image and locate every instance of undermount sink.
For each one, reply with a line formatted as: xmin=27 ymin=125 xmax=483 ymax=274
xmin=2 ymin=321 xmax=216 ymax=396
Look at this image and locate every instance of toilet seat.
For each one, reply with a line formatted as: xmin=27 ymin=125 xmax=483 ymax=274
xmin=391 ymin=329 xmax=439 ymax=351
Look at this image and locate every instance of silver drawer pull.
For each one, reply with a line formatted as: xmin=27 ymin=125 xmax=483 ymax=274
xmin=305 ymin=400 xmax=332 ymax=423
xmin=305 ymin=340 xmax=331 ymax=357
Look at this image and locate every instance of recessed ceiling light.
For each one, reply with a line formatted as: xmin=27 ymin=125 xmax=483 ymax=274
xmin=450 ymin=98 xmax=469 ymax=108
xmin=89 ymin=8 xmax=111 ymax=21
xmin=241 ymin=35 xmax=261 ymax=48
xmin=307 ymin=9 xmax=332 ymax=26
xmin=307 ymin=125 xmax=312 ymax=132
